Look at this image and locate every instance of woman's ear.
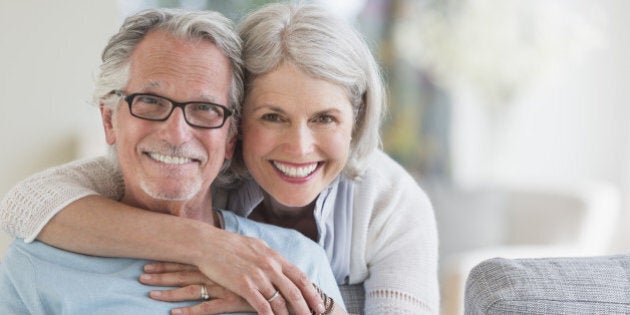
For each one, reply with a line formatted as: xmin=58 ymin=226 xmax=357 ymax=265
xmin=100 ymin=103 xmax=117 ymax=145
xmin=224 ymin=132 xmax=237 ymax=159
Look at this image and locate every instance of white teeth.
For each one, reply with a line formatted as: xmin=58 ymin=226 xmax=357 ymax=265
xmin=273 ymin=161 xmax=317 ymax=178
xmin=148 ymin=153 xmax=193 ymax=165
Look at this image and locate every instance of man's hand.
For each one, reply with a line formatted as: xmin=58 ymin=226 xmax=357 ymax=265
xmin=141 ymin=263 xmax=256 ymax=314
xmin=143 ymin=229 xmax=325 ymax=314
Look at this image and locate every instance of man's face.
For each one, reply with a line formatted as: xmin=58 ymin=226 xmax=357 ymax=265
xmin=101 ymin=30 xmax=235 ymax=215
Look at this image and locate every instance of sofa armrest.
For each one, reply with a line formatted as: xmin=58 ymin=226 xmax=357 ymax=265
xmin=464 ymin=255 xmax=630 ymax=314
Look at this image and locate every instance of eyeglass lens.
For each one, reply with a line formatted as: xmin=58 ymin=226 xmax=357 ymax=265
xmin=130 ymin=94 xmax=228 ymax=128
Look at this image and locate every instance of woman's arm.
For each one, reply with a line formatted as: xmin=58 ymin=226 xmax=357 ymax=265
xmin=0 ymin=158 xmax=324 ymax=314
xmin=0 ymin=156 xmax=123 ymax=241
xmin=352 ymin=151 xmax=439 ymax=314
xmin=39 ymin=196 xmax=206 ymax=260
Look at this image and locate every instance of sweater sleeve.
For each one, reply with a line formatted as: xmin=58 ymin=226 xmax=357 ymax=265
xmin=0 ymin=156 xmax=124 ymax=242
xmin=350 ymin=150 xmax=439 ymax=314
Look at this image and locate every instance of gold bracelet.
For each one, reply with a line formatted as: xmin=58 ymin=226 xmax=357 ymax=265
xmin=322 ymin=294 xmax=334 ymax=314
xmin=311 ymin=283 xmax=336 ymax=315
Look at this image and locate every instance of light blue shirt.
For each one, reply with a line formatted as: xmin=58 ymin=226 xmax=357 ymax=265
xmin=0 ymin=210 xmax=344 ymax=314
xmin=221 ymin=176 xmax=354 ymax=284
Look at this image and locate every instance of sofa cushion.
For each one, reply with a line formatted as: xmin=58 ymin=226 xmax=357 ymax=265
xmin=339 ymin=284 xmax=364 ymax=314
xmin=464 ymin=255 xmax=630 ymax=314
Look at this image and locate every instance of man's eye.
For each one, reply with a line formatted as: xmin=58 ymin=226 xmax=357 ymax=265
xmin=137 ymin=95 xmax=162 ymax=105
xmin=193 ymin=103 xmax=219 ymax=114
xmin=134 ymin=95 xmax=172 ymax=111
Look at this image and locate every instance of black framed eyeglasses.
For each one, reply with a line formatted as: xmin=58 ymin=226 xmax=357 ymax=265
xmin=112 ymin=90 xmax=233 ymax=129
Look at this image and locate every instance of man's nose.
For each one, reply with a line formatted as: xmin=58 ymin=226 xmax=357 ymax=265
xmin=160 ymin=108 xmax=193 ymax=142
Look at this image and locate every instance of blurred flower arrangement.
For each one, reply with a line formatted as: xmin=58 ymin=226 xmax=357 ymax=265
xmin=393 ymin=0 xmax=604 ymax=106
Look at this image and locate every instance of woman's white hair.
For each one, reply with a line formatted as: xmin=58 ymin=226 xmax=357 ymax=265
xmin=236 ymin=3 xmax=386 ymax=179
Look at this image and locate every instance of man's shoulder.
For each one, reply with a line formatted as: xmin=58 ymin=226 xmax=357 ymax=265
xmin=4 ymin=239 xmax=81 ymax=261
xmin=3 ymin=239 xmax=52 ymax=261
xmin=1 ymin=240 xmax=30 ymax=268
xmin=2 ymin=239 xmax=144 ymax=273
xmin=1 ymin=240 xmax=66 ymax=286
xmin=221 ymin=211 xmax=326 ymax=259
xmin=223 ymin=211 xmax=314 ymax=243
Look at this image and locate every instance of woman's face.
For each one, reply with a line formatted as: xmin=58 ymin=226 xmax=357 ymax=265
xmin=241 ymin=63 xmax=354 ymax=207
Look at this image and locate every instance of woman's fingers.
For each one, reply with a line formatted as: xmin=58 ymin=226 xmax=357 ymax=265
xmin=259 ymin=252 xmax=324 ymax=314
xmin=225 ymin=247 xmax=309 ymax=315
xmin=184 ymin=230 xmax=323 ymax=314
xmin=277 ymin=261 xmax=325 ymax=313
xmin=261 ymin=289 xmax=289 ymax=315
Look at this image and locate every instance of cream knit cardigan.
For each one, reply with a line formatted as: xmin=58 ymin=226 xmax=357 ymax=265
xmin=0 ymin=150 xmax=439 ymax=314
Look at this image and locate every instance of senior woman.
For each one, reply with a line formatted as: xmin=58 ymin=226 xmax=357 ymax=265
xmin=0 ymin=3 xmax=438 ymax=314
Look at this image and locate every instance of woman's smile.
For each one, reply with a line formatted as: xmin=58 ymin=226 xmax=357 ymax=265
xmin=271 ymin=161 xmax=321 ymax=179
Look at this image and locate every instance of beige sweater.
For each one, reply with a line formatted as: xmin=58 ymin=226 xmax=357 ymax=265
xmin=0 ymin=150 xmax=439 ymax=314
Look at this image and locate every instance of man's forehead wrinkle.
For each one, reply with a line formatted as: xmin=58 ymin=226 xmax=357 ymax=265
xmin=143 ymin=81 xmax=162 ymax=89
xmin=129 ymin=35 xmax=231 ymax=105
xmin=137 ymin=80 xmax=224 ymax=104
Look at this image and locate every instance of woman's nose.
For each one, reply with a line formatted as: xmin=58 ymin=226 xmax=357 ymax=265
xmin=284 ymin=123 xmax=315 ymax=155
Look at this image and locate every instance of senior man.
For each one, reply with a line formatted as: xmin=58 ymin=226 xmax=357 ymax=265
xmin=0 ymin=8 xmax=341 ymax=315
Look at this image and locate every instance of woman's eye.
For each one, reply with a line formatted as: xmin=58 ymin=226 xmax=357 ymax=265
xmin=313 ymin=114 xmax=335 ymax=124
xmin=261 ymin=113 xmax=283 ymax=122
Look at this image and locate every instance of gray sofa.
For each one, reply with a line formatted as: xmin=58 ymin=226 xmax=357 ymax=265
xmin=340 ymin=284 xmax=365 ymax=314
xmin=464 ymin=255 xmax=630 ymax=314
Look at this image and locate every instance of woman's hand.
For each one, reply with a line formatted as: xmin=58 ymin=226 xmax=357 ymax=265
xmin=185 ymin=228 xmax=325 ymax=315
xmin=140 ymin=261 xmax=346 ymax=315
xmin=140 ymin=262 xmax=257 ymax=314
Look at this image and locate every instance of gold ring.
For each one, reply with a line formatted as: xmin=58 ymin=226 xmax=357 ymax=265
xmin=266 ymin=290 xmax=280 ymax=302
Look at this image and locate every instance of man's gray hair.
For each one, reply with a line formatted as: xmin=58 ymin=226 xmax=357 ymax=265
xmin=95 ymin=8 xmax=244 ymax=185
xmin=237 ymin=3 xmax=386 ymax=179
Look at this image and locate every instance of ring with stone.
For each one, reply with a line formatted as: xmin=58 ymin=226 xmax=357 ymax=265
xmin=200 ymin=284 xmax=210 ymax=300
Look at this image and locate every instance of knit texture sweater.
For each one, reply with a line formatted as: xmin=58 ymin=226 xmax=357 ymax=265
xmin=0 ymin=150 xmax=439 ymax=314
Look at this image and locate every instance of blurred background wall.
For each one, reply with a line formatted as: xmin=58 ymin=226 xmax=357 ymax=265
xmin=0 ymin=0 xmax=118 ymax=250
xmin=2 ymin=0 xmax=630 ymax=313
